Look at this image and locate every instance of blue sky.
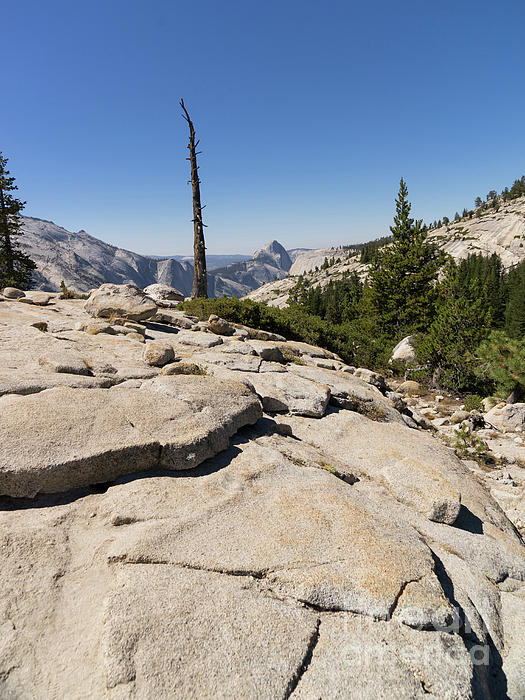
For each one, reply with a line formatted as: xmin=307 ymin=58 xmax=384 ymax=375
xmin=2 ymin=0 xmax=524 ymax=255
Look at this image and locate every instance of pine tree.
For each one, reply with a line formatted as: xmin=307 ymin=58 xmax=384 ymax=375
xmin=475 ymin=197 xmax=483 ymax=208
xmin=416 ymin=262 xmax=490 ymax=391
xmin=478 ymin=330 xmax=525 ymax=403
xmin=505 ymin=261 xmax=525 ymax=339
xmin=0 ymin=152 xmax=36 ymax=289
xmin=368 ymin=178 xmax=445 ymax=337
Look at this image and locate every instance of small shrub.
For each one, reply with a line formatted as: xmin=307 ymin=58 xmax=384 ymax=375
xmin=60 ymin=280 xmax=76 ymax=299
xmin=464 ymin=394 xmax=483 ymax=412
xmin=454 ymin=424 xmax=488 ymax=460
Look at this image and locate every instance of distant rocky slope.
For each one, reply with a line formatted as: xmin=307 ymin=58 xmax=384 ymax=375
xmin=427 ymin=195 xmax=525 ymax=268
xmin=247 ymin=195 xmax=525 ymax=307
xmin=0 ymin=285 xmax=524 ymax=697
xmin=19 ymin=217 xmax=291 ymax=298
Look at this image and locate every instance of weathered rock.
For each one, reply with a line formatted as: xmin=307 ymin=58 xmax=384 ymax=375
xmin=219 ymin=340 xmax=256 ymax=355
xmin=247 ymin=340 xmax=285 ymax=363
xmin=207 ymin=314 xmax=235 ymax=336
xmin=406 ymin=408 xmax=434 ymax=430
xmin=486 ymin=403 xmax=525 ymax=431
xmin=291 ymin=614 xmax=474 ymax=699
xmin=0 ymin=377 xmax=262 ymax=497
xmin=175 ymin=331 xmax=223 ymax=348
xmin=122 ymin=321 xmax=146 ymax=335
xmin=142 ymin=342 xmax=175 ymax=367
xmin=0 ymin=373 xmax=117 ymax=397
xmin=105 ymin=440 xmax=437 ymax=620
xmin=85 ymin=284 xmax=157 ymax=321
xmin=19 ymin=291 xmax=53 ymax=306
xmin=38 ymin=351 xmax=91 ymax=376
xmin=143 ymin=283 xmax=184 ymax=307
xmin=2 ymin=287 xmax=25 ymax=299
xmin=81 ymin=321 xmax=117 ymax=335
xmin=390 ymin=335 xmax=416 ymax=364
xmin=353 ymin=367 xmax=388 ymax=391
xmin=193 ymin=351 xmax=262 ymax=373
xmin=103 ymin=565 xmax=317 ymax=699
xmin=248 ymin=372 xmax=330 ymax=417
xmin=289 ymin=364 xmax=404 ymax=424
xmin=1 ymin=292 xmax=525 ymax=697
xmin=277 ymin=339 xmax=337 ymax=359
xmin=398 ymin=379 xmax=424 ymax=396
xmin=450 ymin=410 xmax=471 ymax=425
xmin=153 ymin=309 xmax=195 ymax=329
xmin=287 ymin=411 xmax=464 ymax=524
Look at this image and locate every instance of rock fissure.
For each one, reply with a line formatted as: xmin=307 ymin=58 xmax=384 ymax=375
xmin=282 ymin=619 xmax=321 ymax=699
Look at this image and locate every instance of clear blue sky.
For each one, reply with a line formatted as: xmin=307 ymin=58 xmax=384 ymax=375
xmin=2 ymin=0 xmax=524 ymax=255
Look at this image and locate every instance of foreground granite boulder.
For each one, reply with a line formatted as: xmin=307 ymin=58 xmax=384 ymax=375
xmin=85 ymin=283 xmax=158 ymax=321
xmin=0 ymin=377 xmax=262 ymax=497
xmin=0 ymin=292 xmax=524 ymax=698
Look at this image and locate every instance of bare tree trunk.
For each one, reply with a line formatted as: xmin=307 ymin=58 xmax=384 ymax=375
xmin=180 ymin=99 xmax=207 ymax=298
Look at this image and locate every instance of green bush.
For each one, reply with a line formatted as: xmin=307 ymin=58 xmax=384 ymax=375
xmin=464 ymin=394 xmax=483 ymax=412
xmin=180 ymin=297 xmax=391 ymax=369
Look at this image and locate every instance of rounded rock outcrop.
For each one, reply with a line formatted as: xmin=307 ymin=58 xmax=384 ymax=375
xmin=85 ymin=284 xmax=158 ymax=321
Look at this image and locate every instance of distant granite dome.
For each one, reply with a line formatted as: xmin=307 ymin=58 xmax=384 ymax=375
xmin=253 ymin=240 xmax=292 ymax=272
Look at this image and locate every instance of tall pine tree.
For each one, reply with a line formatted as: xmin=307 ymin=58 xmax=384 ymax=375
xmin=0 ymin=152 xmax=36 ymax=289
xmin=368 ymin=178 xmax=445 ymax=337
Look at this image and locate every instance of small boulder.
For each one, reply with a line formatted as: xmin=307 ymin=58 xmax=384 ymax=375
xmin=2 ymin=287 xmax=25 ymax=299
xmin=247 ymin=340 xmax=285 ymax=363
xmin=85 ymin=283 xmax=157 ymax=321
xmin=143 ymin=284 xmax=184 ymax=307
xmin=397 ymin=380 xmax=424 ymax=396
xmin=176 ymin=331 xmax=223 ymax=349
xmin=82 ymin=321 xmax=117 ymax=335
xmin=450 ymin=410 xmax=470 ymax=425
xmin=19 ymin=291 xmax=53 ymax=306
xmin=389 ymin=336 xmax=416 ymax=364
xmin=354 ymin=368 xmax=388 ymax=392
xmin=142 ymin=342 xmax=175 ymax=367
xmin=208 ymin=314 xmax=235 ymax=336
xmin=38 ymin=352 xmax=91 ymax=376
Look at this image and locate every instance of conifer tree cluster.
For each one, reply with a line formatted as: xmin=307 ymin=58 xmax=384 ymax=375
xmin=0 ymin=152 xmax=36 ymax=289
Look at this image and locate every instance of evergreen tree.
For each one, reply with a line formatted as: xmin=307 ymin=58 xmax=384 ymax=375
xmin=475 ymin=197 xmax=483 ymax=208
xmin=505 ymin=261 xmax=525 ymax=339
xmin=0 ymin=152 xmax=36 ymax=289
xmin=368 ymin=178 xmax=445 ymax=337
xmin=416 ymin=262 xmax=490 ymax=391
xmin=478 ymin=331 xmax=525 ymax=403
